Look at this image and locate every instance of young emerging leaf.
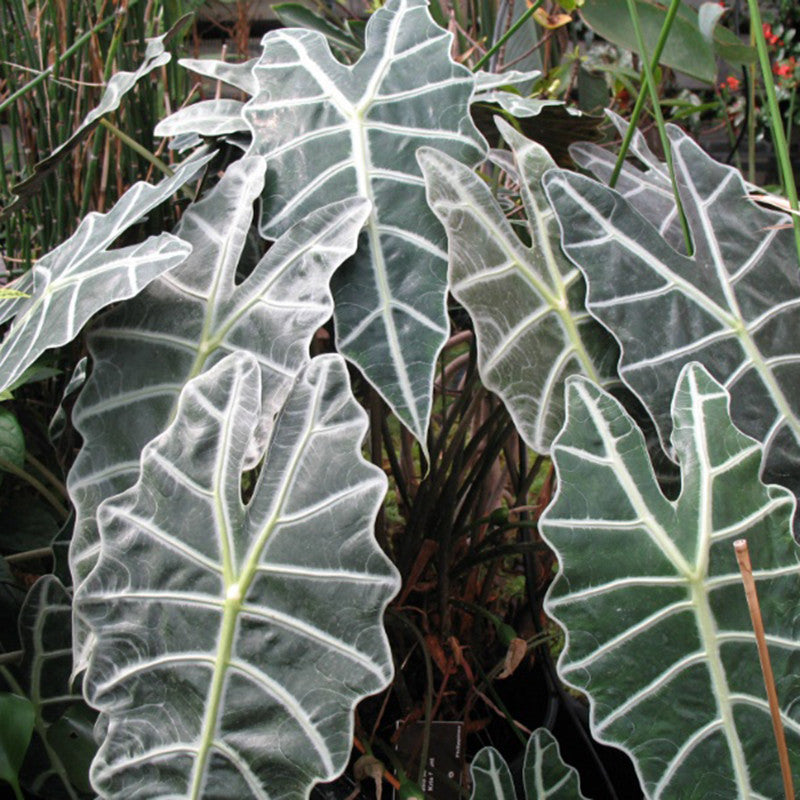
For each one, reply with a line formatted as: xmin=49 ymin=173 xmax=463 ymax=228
xmin=544 ymin=125 xmax=800 ymax=533
xmin=419 ymin=120 xmax=617 ymax=454
xmin=470 ymin=729 xmax=585 ymax=799
xmin=522 ymin=730 xmax=585 ymax=800
xmin=470 ymin=747 xmax=515 ymax=800
xmin=242 ymin=0 xmax=487 ymax=447
xmin=0 ymin=152 xmax=215 ymax=395
xmin=67 ymin=157 xmax=369 ymax=668
xmin=540 ymin=363 xmax=800 ymax=798
xmin=76 ymin=352 xmax=399 ymax=798
xmin=0 ymin=576 xmax=95 ymax=799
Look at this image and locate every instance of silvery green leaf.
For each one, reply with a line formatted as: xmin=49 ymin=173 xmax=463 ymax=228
xmin=544 ymin=125 xmax=800 ymax=532
xmin=473 ymin=69 xmax=542 ymax=93
xmin=0 ymin=152 xmax=215 ymax=395
xmin=242 ymin=0 xmax=487 ymax=447
xmin=473 ymin=92 xmax=573 ymax=119
xmin=0 ymin=576 xmax=95 ymax=799
xmin=420 ymin=120 xmax=617 ymax=453
xmin=178 ymin=57 xmax=259 ymax=96
xmin=540 ymin=363 xmax=800 ymax=798
xmin=155 ymin=99 xmax=249 ymax=137
xmin=568 ymin=112 xmax=684 ymax=251
xmin=470 ymin=747 xmax=516 ymax=799
xmin=76 ymin=352 xmax=399 ymax=798
xmin=53 ymin=34 xmax=171 ymax=156
xmin=699 ymin=2 xmax=726 ymax=42
xmin=522 ymin=730 xmax=585 ymax=799
xmin=67 ymin=157 xmax=369 ymax=670
xmin=3 ymin=31 xmax=176 ymax=213
xmin=470 ymin=729 xmax=585 ymax=799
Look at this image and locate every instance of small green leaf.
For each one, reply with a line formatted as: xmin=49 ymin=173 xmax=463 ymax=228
xmin=0 ymin=693 xmax=35 ymax=799
xmin=470 ymin=747 xmax=515 ymax=799
xmin=470 ymin=730 xmax=585 ymax=799
xmin=580 ymin=0 xmax=753 ymax=83
xmin=0 ymin=406 xmax=25 ymax=472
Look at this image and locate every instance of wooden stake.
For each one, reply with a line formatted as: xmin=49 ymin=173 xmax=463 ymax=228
xmin=734 ymin=538 xmax=794 ymax=800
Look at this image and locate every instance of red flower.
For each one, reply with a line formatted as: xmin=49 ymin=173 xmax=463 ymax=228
xmin=773 ymin=58 xmax=797 ymax=78
xmin=762 ymin=22 xmax=781 ymax=46
xmin=720 ymin=75 xmax=740 ymax=91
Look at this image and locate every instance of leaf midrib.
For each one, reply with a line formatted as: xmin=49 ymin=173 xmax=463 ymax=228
xmin=189 ymin=365 xmax=330 ymax=796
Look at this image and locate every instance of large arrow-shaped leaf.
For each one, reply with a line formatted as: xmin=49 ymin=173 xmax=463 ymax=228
xmin=67 ymin=157 xmax=368 ymax=665
xmin=470 ymin=729 xmax=586 ymax=799
xmin=0 ymin=576 xmax=95 ymax=799
xmin=0 ymin=152 xmax=215 ymax=394
xmin=419 ymin=120 xmax=617 ymax=454
xmin=241 ymin=0 xmax=487 ymax=446
xmin=76 ymin=352 xmax=399 ymax=798
xmin=543 ymin=126 xmax=800 ymax=531
xmin=540 ymin=363 xmax=800 ymax=798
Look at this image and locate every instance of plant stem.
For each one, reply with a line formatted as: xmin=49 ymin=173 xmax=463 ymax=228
xmin=748 ymin=62 xmax=757 ymax=183
xmin=0 ymin=12 xmax=119 ymax=116
xmin=472 ymin=0 xmax=543 ymax=71
xmin=24 ymin=453 xmax=68 ymax=499
xmin=0 ymin=457 xmax=69 ymax=520
xmin=745 ymin=0 xmax=800 ymax=265
xmin=5 ymin=547 xmax=52 ymax=565
xmin=734 ymin=539 xmax=794 ymax=800
xmin=98 ymin=119 xmax=196 ymax=203
xmin=622 ymin=0 xmax=692 ymax=253
xmin=610 ymin=0 xmax=682 ymax=187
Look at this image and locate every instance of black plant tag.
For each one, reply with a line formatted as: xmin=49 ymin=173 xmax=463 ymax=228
xmin=394 ymin=721 xmax=463 ymax=799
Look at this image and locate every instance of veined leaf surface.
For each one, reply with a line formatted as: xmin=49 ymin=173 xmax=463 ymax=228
xmin=242 ymin=0 xmax=487 ymax=446
xmin=540 ymin=363 xmax=800 ymax=798
xmin=419 ymin=120 xmax=617 ymax=453
xmin=155 ymin=99 xmax=250 ymax=138
xmin=68 ymin=157 xmax=369 ymax=665
xmin=568 ymin=111 xmax=685 ymax=251
xmin=543 ymin=125 xmax=800 ymax=531
xmin=76 ymin=352 xmax=399 ymax=799
xmin=0 ymin=152 xmax=215 ymax=394
xmin=470 ymin=729 xmax=585 ymax=799
xmin=0 ymin=576 xmax=95 ymax=799
xmin=470 ymin=747 xmax=515 ymax=799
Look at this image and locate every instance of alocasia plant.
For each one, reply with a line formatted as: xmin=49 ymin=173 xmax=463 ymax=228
xmin=4 ymin=1 xmax=800 ymax=797
xmin=67 ymin=157 xmax=370 ymax=670
xmin=420 ymin=120 xmax=617 ymax=454
xmin=75 ymin=353 xmax=399 ymax=798
xmin=156 ymin=0 xmax=488 ymax=450
xmin=543 ymin=124 xmax=800 ymax=533
xmin=470 ymin=728 xmax=586 ymax=799
xmin=0 ymin=151 xmax=214 ymax=396
xmin=540 ymin=363 xmax=800 ymax=798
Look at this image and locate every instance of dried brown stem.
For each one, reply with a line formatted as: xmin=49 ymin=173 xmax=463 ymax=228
xmin=733 ymin=538 xmax=794 ymax=800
